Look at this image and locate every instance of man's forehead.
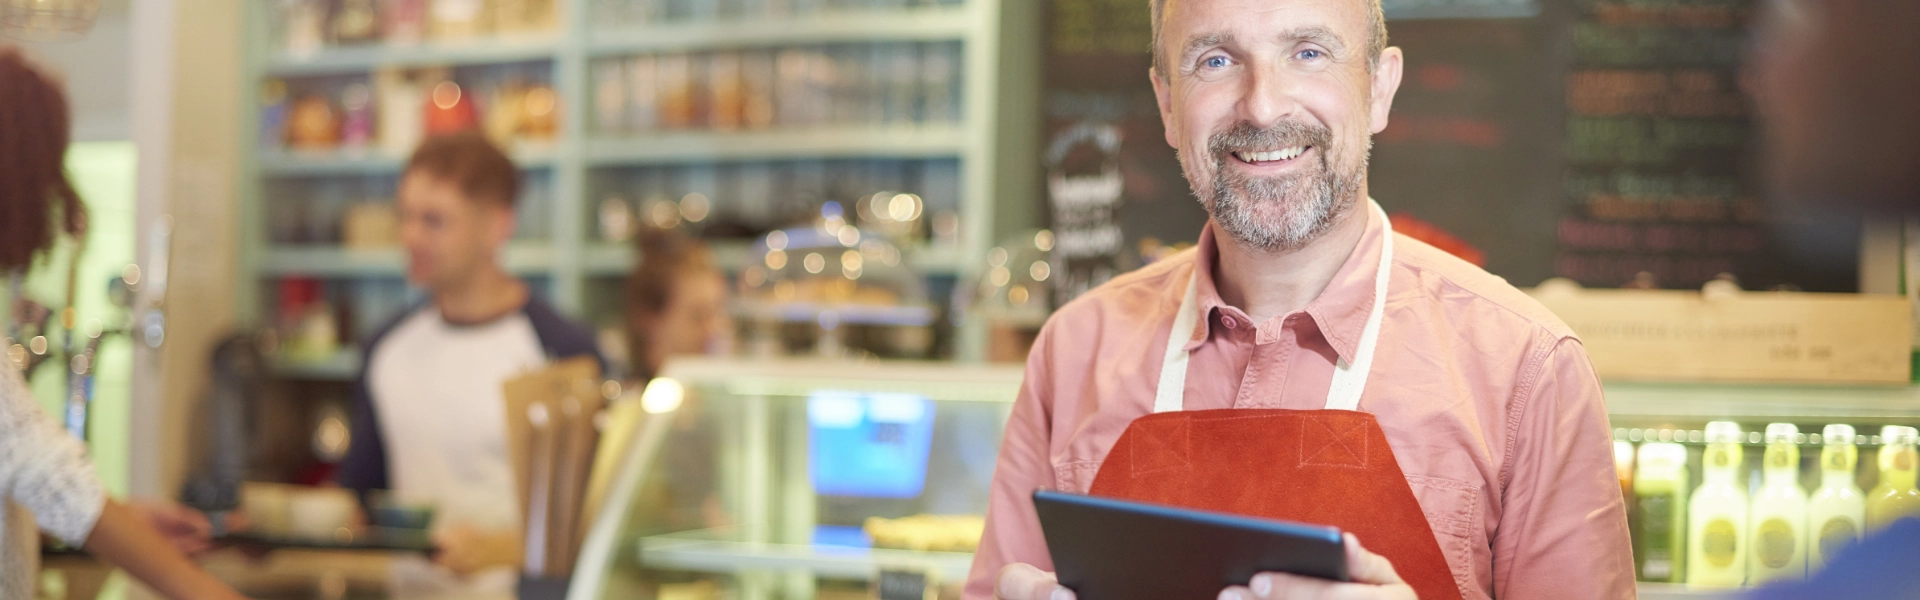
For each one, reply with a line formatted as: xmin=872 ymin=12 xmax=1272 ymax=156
xmin=1164 ymin=0 xmax=1369 ymax=30
xmin=1163 ymin=0 xmax=1367 ymax=50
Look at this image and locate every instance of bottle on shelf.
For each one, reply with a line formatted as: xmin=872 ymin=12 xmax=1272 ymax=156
xmin=1867 ymin=425 xmax=1920 ymax=531
xmin=1807 ymin=424 xmax=1865 ymax=571
xmin=1634 ymin=441 xmax=1688 ymax=583
xmin=1688 ymin=421 xmax=1749 ymax=587
xmin=1749 ymin=423 xmax=1808 ymax=582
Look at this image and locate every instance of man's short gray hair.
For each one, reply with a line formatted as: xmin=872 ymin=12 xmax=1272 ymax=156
xmin=1150 ymin=0 xmax=1389 ymax=76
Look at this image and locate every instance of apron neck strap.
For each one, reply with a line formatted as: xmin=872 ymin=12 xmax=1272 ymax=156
xmin=1154 ymin=200 xmax=1394 ymax=414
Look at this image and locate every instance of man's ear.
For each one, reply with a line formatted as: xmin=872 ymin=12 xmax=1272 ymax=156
xmin=1151 ymin=67 xmax=1178 ymax=148
xmin=1368 ymin=47 xmax=1404 ymax=135
xmin=489 ymin=203 xmax=519 ymax=246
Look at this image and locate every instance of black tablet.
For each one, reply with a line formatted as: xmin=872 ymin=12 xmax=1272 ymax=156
xmin=1033 ymin=490 xmax=1348 ymax=600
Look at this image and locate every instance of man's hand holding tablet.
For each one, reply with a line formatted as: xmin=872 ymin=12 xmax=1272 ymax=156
xmin=994 ymin=534 xmax=1413 ymax=600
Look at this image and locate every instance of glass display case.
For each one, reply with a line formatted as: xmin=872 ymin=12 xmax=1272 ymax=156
xmin=569 ymin=356 xmax=1024 ymax=600
xmin=571 ymin=356 xmax=1920 ymax=600
xmin=1607 ymin=382 xmax=1920 ymax=600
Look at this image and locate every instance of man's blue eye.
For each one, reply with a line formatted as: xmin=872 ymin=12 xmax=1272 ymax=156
xmin=1298 ymin=49 xmax=1323 ymax=60
xmin=1203 ymin=56 xmax=1229 ymax=68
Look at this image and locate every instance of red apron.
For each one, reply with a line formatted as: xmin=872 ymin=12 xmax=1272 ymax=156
xmin=1087 ymin=201 xmax=1461 ymax=600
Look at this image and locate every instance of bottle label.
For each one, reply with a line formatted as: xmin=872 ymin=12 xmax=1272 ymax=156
xmin=1819 ymin=516 xmax=1859 ymax=559
xmin=1829 ymin=449 xmax=1854 ymax=471
xmin=1704 ymin=518 xmax=1739 ymax=567
xmin=1758 ymin=517 xmax=1797 ymax=568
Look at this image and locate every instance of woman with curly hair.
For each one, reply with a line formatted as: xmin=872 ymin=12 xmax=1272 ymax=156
xmin=0 ymin=44 xmax=247 ymax=600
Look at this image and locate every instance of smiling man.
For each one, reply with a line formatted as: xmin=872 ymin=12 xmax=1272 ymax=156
xmin=967 ymin=1 xmax=1634 ymax=599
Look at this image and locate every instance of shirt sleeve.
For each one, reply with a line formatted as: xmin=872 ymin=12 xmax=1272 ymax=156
xmin=0 ymin=366 xmax=106 ymax=546
xmin=1491 ymin=337 xmax=1636 ymax=599
xmin=964 ymin=326 xmax=1061 ymax=600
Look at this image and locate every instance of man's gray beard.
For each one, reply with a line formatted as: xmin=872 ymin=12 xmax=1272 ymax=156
xmin=1183 ymin=124 xmax=1370 ymax=252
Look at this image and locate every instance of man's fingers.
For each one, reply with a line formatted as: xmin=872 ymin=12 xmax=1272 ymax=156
xmin=1342 ymin=533 xmax=1405 ymax=586
xmin=996 ymin=563 xmax=1073 ymax=600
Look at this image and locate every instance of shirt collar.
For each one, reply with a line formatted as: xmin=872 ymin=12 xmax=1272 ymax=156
xmin=1183 ymin=205 xmax=1388 ymax=364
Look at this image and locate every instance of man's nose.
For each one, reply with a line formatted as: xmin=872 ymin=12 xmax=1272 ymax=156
xmin=1239 ymin=60 xmax=1300 ymax=128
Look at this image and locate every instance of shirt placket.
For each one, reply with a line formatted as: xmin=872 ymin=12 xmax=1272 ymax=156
xmin=1233 ymin=314 xmax=1297 ymax=409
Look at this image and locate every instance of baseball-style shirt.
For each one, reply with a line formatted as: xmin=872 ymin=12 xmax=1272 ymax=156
xmin=967 ymin=207 xmax=1635 ymax=600
xmin=338 ymin=295 xmax=600 ymax=595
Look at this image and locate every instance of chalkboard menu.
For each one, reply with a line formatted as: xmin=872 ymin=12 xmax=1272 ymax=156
xmin=1553 ymin=0 xmax=1855 ymax=291
xmin=1037 ymin=0 xmax=1857 ymax=297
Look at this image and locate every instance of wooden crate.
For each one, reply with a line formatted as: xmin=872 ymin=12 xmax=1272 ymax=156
xmin=1530 ymin=287 xmax=1912 ymax=384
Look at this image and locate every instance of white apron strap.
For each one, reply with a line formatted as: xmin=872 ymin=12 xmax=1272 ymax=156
xmin=1151 ymin=200 xmax=1394 ymax=414
xmin=1152 ymin=271 xmax=1202 ymax=414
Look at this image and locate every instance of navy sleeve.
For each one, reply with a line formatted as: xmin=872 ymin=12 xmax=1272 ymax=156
xmin=1747 ymin=517 xmax=1920 ymax=600
xmin=522 ymin=295 xmax=609 ymax=376
xmin=332 ymin=307 xmax=417 ymax=506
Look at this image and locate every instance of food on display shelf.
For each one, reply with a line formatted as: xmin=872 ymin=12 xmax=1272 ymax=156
xmin=1748 ymin=423 xmax=1808 ymax=583
xmin=1807 ymin=424 xmax=1865 ymax=571
xmin=424 ymin=80 xmax=480 ymax=135
xmin=1687 ymin=421 xmax=1748 ymax=587
xmin=287 ymin=94 xmax=342 ymax=150
xmin=340 ymin=83 xmax=375 ymax=150
xmin=1634 ymin=441 xmax=1688 ymax=583
xmin=863 ymin=514 xmax=985 ymax=553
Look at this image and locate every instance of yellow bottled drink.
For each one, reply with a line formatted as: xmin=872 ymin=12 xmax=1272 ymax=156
xmin=1866 ymin=425 xmax=1920 ymax=532
xmin=1748 ymin=423 xmax=1807 ymax=583
xmin=1688 ymin=421 xmax=1748 ymax=587
xmin=1806 ymin=424 xmax=1864 ymax=571
xmin=1634 ymin=442 xmax=1688 ymax=582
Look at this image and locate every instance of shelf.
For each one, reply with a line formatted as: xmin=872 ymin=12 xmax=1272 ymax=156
xmin=1604 ymin=381 xmax=1920 ymax=422
xmin=583 ymin=126 xmax=968 ymax=165
xmin=582 ymin=241 xmax=964 ymax=276
xmin=1635 ymin=583 xmax=1742 ymax=600
xmin=257 ymin=244 xmax=555 ymax=277
xmin=660 ymin=356 xmax=1026 ymax=403
xmin=257 ymin=146 xmax=557 ymax=177
xmin=590 ymin=6 xmax=973 ymax=55
xmin=736 ymin=301 xmax=936 ymax=327
xmin=637 ymin=534 xmax=976 ymax=583
xmin=264 ymin=36 xmax=559 ymax=76
xmin=1382 ymin=0 xmax=1539 ymax=20
xmin=275 ymin=351 xmax=360 ymax=380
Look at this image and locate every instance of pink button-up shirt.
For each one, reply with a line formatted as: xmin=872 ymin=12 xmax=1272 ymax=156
xmin=966 ymin=208 xmax=1635 ymax=600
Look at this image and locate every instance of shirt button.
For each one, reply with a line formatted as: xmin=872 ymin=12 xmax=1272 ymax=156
xmin=1221 ymin=316 xmax=1238 ymax=329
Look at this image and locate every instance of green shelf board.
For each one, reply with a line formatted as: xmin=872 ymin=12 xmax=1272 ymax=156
xmin=256 ymin=244 xmax=556 ymax=277
xmin=589 ymin=6 xmax=973 ymax=55
xmin=582 ymin=126 xmax=969 ymax=165
xmin=263 ymin=36 xmax=560 ymax=75
xmin=1604 ymin=380 xmax=1920 ymax=421
xmin=257 ymin=146 xmax=557 ymax=177
xmin=582 ymin=241 xmax=964 ymax=276
xmin=274 ymin=351 xmax=361 ymax=381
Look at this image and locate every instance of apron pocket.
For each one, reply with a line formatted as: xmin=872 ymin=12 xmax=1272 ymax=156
xmin=1405 ymin=474 xmax=1481 ymax=599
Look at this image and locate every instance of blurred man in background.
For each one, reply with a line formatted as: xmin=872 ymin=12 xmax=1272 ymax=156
xmin=1747 ymin=0 xmax=1920 ymax=597
xmin=336 ymin=130 xmax=601 ymax=594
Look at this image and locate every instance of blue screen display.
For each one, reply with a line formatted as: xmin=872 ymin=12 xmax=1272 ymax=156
xmin=807 ymin=392 xmax=936 ymax=498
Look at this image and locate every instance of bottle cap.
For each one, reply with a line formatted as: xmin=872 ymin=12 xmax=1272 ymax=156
xmin=1765 ymin=423 xmax=1799 ymax=443
xmin=1824 ymin=424 xmax=1856 ymax=445
xmin=1704 ymin=421 xmax=1744 ymax=444
xmin=1636 ymin=442 xmax=1687 ymax=468
xmin=1884 ymin=426 xmax=1918 ymax=446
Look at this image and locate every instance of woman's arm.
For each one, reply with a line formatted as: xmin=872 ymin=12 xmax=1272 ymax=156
xmin=2 ymin=367 xmax=246 ymax=599
xmin=83 ymin=499 xmax=248 ymax=600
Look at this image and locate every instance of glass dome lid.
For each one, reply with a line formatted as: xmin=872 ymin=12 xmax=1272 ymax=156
xmin=737 ymin=202 xmax=932 ymax=327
